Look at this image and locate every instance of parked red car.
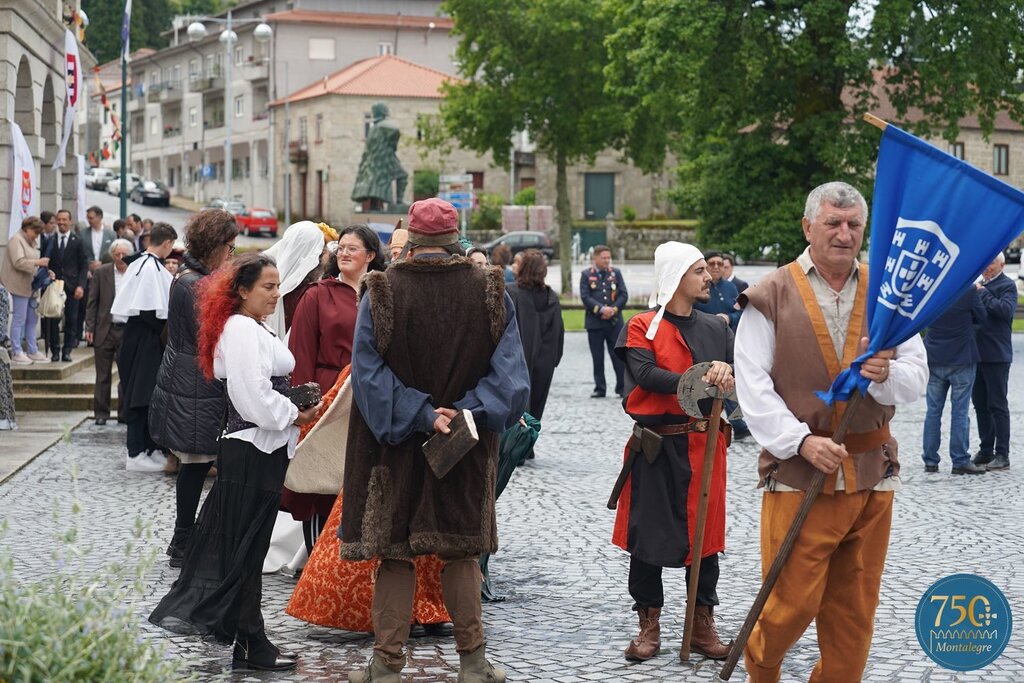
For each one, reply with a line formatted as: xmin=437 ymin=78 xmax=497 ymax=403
xmin=235 ymin=208 xmax=279 ymax=237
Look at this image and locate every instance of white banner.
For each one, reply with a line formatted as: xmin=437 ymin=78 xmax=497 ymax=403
xmin=52 ymin=29 xmax=80 ymax=170
xmin=76 ymin=154 xmax=87 ymax=224
xmin=7 ymin=121 xmax=38 ymax=239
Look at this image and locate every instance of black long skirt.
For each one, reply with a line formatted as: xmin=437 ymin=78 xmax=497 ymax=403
xmin=149 ymin=438 xmax=289 ymax=643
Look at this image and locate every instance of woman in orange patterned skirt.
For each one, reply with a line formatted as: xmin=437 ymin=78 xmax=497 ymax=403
xmin=285 ymin=367 xmax=451 ymax=633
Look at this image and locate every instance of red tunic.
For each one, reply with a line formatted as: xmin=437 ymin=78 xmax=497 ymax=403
xmin=288 ymin=278 xmax=357 ymax=393
xmin=611 ymin=310 xmax=728 ymax=565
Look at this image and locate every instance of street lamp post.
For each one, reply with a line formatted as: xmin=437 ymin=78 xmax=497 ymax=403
xmin=188 ymin=13 xmax=272 ymax=204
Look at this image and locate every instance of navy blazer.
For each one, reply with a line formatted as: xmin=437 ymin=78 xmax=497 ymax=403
xmin=975 ymin=272 xmax=1017 ymax=364
xmin=924 ymin=287 xmax=986 ymax=366
xmin=580 ymin=266 xmax=628 ymax=330
xmin=694 ymin=278 xmax=742 ymax=329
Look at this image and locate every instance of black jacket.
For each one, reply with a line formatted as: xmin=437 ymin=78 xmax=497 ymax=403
xmin=46 ymin=231 xmax=88 ymax=290
xmin=149 ymin=253 xmax=225 ymax=455
xmin=975 ymin=272 xmax=1017 ymax=364
xmin=924 ymin=287 xmax=986 ymax=366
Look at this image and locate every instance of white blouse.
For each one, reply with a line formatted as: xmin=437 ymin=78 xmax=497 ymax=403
xmin=214 ymin=314 xmax=300 ymax=457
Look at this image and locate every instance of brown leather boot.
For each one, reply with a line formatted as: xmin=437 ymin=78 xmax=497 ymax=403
xmin=624 ymin=607 xmax=661 ymax=661
xmin=687 ymin=605 xmax=732 ymax=660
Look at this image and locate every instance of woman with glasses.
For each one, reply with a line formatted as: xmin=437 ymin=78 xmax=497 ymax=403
xmin=284 ymin=224 xmax=384 ymax=553
xmin=149 ymin=209 xmax=239 ymax=567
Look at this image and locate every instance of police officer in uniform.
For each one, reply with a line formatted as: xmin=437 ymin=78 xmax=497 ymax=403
xmin=580 ymin=244 xmax=629 ymax=397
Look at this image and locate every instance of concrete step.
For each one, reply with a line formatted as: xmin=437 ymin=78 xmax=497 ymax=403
xmin=9 ymin=347 xmax=95 ymax=380
xmin=14 ymin=394 xmax=119 ymax=412
xmin=14 ymin=367 xmax=119 ymax=396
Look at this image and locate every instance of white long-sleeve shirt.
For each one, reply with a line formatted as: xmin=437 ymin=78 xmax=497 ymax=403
xmin=214 ymin=314 xmax=300 ymax=457
xmin=735 ymin=254 xmax=928 ymax=491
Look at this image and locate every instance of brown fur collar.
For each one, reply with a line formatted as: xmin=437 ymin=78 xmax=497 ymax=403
xmin=359 ymin=258 xmax=507 ymax=355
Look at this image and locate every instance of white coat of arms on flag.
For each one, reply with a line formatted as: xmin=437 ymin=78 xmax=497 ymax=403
xmin=878 ymin=218 xmax=959 ymax=319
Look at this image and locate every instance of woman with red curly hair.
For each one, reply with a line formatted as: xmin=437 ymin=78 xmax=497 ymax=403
xmin=149 ymin=252 xmax=320 ymax=672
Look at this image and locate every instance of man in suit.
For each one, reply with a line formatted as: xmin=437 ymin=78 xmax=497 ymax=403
xmin=722 ymin=253 xmax=748 ymax=293
xmin=48 ymin=209 xmax=89 ymax=362
xmin=580 ymin=244 xmax=629 ymax=397
xmin=81 ymin=206 xmax=117 ymax=345
xmin=85 ymin=238 xmax=133 ymax=425
xmin=82 ymin=206 xmax=116 ymax=268
xmin=972 ymin=252 xmax=1017 ymax=471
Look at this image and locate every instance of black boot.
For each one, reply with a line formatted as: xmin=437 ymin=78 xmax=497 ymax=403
xmin=166 ymin=525 xmax=193 ymax=569
xmin=232 ymin=632 xmax=298 ymax=671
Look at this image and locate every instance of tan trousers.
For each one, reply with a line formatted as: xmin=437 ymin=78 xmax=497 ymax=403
xmin=372 ymin=553 xmax=485 ymax=672
xmin=744 ymin=489 xmax=893 ymax=683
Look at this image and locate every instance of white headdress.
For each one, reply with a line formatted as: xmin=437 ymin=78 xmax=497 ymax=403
xmin=645 ymin=241 xmax=704 ymax=340
xmin=263 ymin=221 xmax=327 ymax=338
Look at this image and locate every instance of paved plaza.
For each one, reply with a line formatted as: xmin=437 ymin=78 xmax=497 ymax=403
xmin=1 ymin=332 xmax=1022 ymax=682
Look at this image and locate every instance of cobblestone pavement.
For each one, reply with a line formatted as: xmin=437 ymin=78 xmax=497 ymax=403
xmin=2 ymin=332 xmax=1022 ymax=682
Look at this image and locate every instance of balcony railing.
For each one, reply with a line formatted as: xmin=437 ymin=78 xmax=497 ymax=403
xmin=204 ymin=119 xmax=225 ymax=130
xmin=252 ymin=110 xmax=270 ymax=121
xmin=160 ymin=82 xmax=182 ymax=102
xmin=288 ymin=140 xmax=308 ymax=164
xmin=189 ymin=76 xmax=224 ymax=93
xmin=242 ymin=62 xmax=269 ymax=81
xmin=147 ymin=86 xmax=162 ymax=103
xmin=163 ymin=126 xmax=181 ymax=138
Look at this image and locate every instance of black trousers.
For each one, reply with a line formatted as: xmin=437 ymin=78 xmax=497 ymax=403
xmin=973 ymin=362 xmax=1011 ymax=457
xmin=588 ymin=323 xmax=625 ymax=394
xmin=126 ymin=406 xmax=159 ymax=457
xmin=629 ymin=553 xmax=720 ymax=610
xmin=41 ymin=318 xmax=60 ymax=354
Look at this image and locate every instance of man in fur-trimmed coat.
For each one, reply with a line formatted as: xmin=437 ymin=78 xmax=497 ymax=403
xmin=342 ymin=198 xmax=530 ymax=683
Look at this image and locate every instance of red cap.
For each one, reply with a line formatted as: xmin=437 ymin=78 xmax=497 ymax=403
xmin=407 ymin=198 xmax=460 ymax=246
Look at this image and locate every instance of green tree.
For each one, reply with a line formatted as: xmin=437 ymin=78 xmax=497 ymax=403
xmin=440 ymin=0 xmax=624 ymax=294
xmin=605 ymin=0 xmax=1024 ymax=262
xmin=83 ymin=0 xmax=178 ymax=65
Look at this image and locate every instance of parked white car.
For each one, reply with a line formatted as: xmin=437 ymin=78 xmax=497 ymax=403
xmin=106 ymin=173 xmax=142 ymax=196
xmin=84 ymin=167 xmax=116 ymax=190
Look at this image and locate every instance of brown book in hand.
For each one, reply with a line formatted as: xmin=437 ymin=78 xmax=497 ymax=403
xmin=422 ymin=409 xmax=479 ymax=479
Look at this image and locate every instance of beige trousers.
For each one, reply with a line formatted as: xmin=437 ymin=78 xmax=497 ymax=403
xmin=372 ymin=552 xmax=485 ymax=672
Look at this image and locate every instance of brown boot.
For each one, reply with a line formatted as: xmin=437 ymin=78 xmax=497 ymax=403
xmin=624 ymin=607 xmax=661 ymax=661
xmin=686 ymin=605 xmax=732 ymax=660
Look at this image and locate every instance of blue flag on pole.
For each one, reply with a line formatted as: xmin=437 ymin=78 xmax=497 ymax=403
xmin=819 ymin=123 xmax=1024 ymax=404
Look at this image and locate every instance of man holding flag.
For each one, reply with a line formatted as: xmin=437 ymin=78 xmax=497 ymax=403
xmin=734 ymin=181 xmax=928 ymax=682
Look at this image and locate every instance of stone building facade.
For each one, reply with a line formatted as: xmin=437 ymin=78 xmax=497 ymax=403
xmin=1 ymin=0 xmax=93 ymax=259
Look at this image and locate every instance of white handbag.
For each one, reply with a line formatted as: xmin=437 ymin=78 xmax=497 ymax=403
xmin=39 ymin=280 xmax=66 ymax=319
xmin=284 ymin=375 xmax=351 ymax=495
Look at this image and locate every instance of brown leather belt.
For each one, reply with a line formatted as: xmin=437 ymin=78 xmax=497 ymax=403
xmin=644 ymin=420 xmax=709 ymax=436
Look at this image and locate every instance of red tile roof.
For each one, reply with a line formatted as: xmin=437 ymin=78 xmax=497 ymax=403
xmin=266 ymin=9 xmax=453 ymax=31
xmin=271 ymin=55 xmax=458 ymax=106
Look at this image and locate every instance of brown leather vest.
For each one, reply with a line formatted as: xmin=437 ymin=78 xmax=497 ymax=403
xmin=742 ymin=262 xmax=898 ymax=493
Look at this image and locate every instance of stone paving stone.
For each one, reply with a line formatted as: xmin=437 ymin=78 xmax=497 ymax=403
xmin=1 ymin=332 xmax=1023 ymax=681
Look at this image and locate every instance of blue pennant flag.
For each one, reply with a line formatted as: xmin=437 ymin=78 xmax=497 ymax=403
xmin=820 ymin=124 xmax=1024 ymax=404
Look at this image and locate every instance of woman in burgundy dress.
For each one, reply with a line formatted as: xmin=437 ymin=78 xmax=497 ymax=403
xmin=283 ymin=224 xmax=384 ymax=551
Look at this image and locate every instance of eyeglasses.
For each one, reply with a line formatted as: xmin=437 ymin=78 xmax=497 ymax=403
xmin=337 ymin=246 xmax=369 ymax=255
xmin=706 ymin=261 xmax=724 ymax=268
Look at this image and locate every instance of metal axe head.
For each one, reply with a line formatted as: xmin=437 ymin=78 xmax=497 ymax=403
xmin=676 ymin=361 xmax=743 ymax=420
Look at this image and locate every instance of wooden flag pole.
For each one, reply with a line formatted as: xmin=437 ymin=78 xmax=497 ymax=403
xmin=719 ymin=391 xmax=865 ymax=680
xmin=679 ymin=395 xmax=724 ymax=661
xmin=863 ymin=112 xmax=889 ymax=131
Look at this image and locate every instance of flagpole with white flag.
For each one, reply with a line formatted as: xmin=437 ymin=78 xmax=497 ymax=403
xmin=119 ymin=0 xmax=132 ymax=220
xmin=52 ymin=29 xmax=81 ymax=170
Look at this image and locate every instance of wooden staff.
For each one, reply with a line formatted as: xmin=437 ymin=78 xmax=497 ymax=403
xmin=680 ymin=394 xmax=725 ymax=661
xmin=719 ymin=392 xmax=864 ymax=679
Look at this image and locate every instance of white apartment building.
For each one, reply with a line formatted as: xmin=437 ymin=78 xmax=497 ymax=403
xmin=124 ymin=0 xmax=455 ymax=209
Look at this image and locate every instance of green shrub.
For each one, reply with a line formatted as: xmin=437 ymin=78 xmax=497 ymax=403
xmin=513 ymin=186 xmax=536 ymax=206
xmin=412 ymin=169 xmax=440 ymax=200
xmin=621 ymin=204 xmax=637 ymax=221
xmin=0 ymin=466 xmax=200 ymax=682
xmin=471 ymin=192 xmax=505 ymax=231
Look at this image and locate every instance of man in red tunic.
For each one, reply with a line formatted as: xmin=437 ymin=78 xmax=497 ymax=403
xmin=612 ymin=241 xmax=735 ymax=663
